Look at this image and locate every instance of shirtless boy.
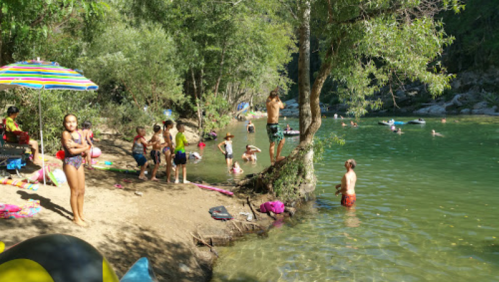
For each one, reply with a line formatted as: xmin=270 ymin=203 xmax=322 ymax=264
xmin=149 ymin=124 xmax=166 ymax=181
xmin=335 ymin=159 xmax=357 ymax=207
xmin=242 ymin=145 xmax=261 ymax=162
xmin=265 ymin=87 xmax=285 ymax=165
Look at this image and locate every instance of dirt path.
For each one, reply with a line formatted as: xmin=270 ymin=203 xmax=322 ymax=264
xmin=0 ymin=133 xmax=273 ymax=281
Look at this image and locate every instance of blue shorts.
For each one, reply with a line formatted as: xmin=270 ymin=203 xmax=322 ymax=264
xmin=133 ymin=153 xmax=147 ymax=167
xmin=174 ymin=151 xmax=187 ymax=165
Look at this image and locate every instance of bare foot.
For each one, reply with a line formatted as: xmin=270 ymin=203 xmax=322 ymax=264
xmin=73 ymin=219 xmax=88 ymax=227
xmin=276 ymin=156 xmax=286 ymax=162
xmin=81 ymin=217 xmax=92 ymax=224
xmin=138 ymin=176 xmax=148 ymax=181
xmin=151 ymin=177 xmax=159 ymax=181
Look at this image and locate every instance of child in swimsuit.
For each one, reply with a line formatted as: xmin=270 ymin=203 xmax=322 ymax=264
xmin=132 ymin=126 xmax=151 ymax=180
xmin=149 ymin=124 xmax=167 ymax=181
xmin=82 ymin=121 xmax=99 ymax=170
xmin=174 ymin=123 xmax=189 ymax=183
xmin=231 ymin=161 xmax=243 ymax=174
xmin=218 ymin=133 xmax=234 ymax=167
xmin=163 ymin=120 xmax=175 ymax=183
xmin=61 ymin=114 xmax=92 ymax=227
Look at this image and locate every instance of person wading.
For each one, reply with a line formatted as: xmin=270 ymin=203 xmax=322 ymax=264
xmin=265 ymin=87 xmax=285 ymax=165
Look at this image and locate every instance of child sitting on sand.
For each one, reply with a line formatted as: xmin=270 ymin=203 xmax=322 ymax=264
xmin=231 ymin=161 xmax=243 ymax=174
xmin=132 ymin=126 xmax=151 ymax=180
xmin=149 ymin=124 xmax=167 ymax=181
xmin=174 ymin=123 xmax=189 ymax=183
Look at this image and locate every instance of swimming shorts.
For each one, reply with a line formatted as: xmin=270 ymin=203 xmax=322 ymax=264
xmin=266 ymin=123 xmax=284 ymax=144
xmin=341 ymin=194 xmax=356 ymax=207
xmin=248 ymin=126 xmax=254 ymax=133
xmin=150 ymin=150 xmax=161 ymax=164
xmin=174 ymin=151 xmax=187 ymax=165
xmin=225 ymin=153 xmax=233 ymax=160
xmin=133 ymin=153 xmax=147 ymax=167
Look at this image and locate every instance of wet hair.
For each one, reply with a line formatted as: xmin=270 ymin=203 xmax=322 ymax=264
xmin=7 ymin=106 xmax=19 ymax=116
xmin=153 ymin=124 xmax=161 ymax=133
xmin=246 ymin=144 xmax=250 ymax=149
xmin=233 ymin=161 xmax=240 ymax=167
xmin=136 ymin=126 xmax=145 ymax=134
xmin=63 ymin=114 xmax=78 ymax=129
xmin=269 ymin=89 xmax=278 ymax=98
xmin=163 ymin=120 xmax=174 ymax=129
xmin=347 ymin=159 xmax=356 ymax=169
xmin=82 ymin=121 xmax=92 ymax=129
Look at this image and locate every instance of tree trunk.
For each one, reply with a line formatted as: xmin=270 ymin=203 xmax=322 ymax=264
xmin=297 ymin=0 xmax=314 ymax=186
xmin=213 ymin=40 xmax=227 ymax=97
xmin=191 ymin=68 xmax=203 ymax=137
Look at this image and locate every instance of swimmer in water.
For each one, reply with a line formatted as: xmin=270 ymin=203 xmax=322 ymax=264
xmin=335 ymin=159 xmax=357 ymax=208
xmin=396 ymin=128 xmax=403 ymax=134
xmin=441 ymin=118 xmax=446 ymax=123
xmin=432 ymin=129 xmax=444 ymax=137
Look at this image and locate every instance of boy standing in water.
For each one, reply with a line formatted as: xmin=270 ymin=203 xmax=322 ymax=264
xmin=174 ymin=123 xmax=189 ymax=183
xmin=335 ymin=159 xmax=357 ymax=207
xmin=149 ymin=124 xmax=166 ymax=181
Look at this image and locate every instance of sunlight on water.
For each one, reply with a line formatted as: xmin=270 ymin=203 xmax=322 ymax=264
xmin=192 ymin=116 xmax=499 ymax=282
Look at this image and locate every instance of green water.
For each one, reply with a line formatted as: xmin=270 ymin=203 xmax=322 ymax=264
xmin=187 ymin=116 xmax=499 ymax=282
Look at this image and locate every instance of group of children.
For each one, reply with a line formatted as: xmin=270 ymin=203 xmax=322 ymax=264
xmin=132 ymin=121 xmax=189 ymax=183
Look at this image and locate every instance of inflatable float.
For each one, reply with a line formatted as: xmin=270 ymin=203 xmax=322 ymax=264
xmin=193 ymin=183 xmax=233 ymax=196
xmin=283 ymin=130 xmax=300 ymax=136
xmin=378 ymin=121 xmax=393 ymax=126
xmin=93 ymin=166 xmax=142 ymax=175
xmin=407 ymin=119 xmax=426 ymax=124
xmin=0 ymin=177 xmax=39 ymax=191
xmin=0 ymin=234 xmax=158 ymax=282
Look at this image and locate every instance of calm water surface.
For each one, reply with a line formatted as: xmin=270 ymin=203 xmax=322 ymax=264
xmin=187 ymin=116 xmax=499 ymax=282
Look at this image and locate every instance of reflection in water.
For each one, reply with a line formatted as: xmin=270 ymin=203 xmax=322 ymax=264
xmin=344 ymin=206 xmax=360 ymax=228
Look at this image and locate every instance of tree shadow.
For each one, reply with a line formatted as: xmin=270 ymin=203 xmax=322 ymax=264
xmin=17 ymin=190 xmax=73 ymax=221
xmin=97 ymin=224 xmax=212 ymax=282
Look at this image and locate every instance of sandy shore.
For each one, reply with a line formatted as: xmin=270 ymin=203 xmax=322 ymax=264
xmin=0 ymin=131 xmax=275 ymax=281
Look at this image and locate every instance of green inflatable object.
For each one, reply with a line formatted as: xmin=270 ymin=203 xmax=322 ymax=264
xmin=93 ymin=166 xmax=141 ymax=175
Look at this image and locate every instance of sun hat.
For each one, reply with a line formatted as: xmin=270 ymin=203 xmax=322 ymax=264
xmin=224 ymin=133 xmax=235 ymax=140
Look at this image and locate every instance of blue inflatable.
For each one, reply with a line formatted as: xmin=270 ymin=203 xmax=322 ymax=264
xmin=121 ymin=258 xmax=158 ymax=282
xmin=236 ymin=102 xmax=249 ymax=114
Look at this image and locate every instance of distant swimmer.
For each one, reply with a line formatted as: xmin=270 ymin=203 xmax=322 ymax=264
xmin=342 ymin=122 xmax=347 ymax=127
xmin=247 ymin=120 xmax=255 ymax=133
xmin=396 ymin=128 xmax=403 ymax=134
xmin=432 ymin=129 xmax=444 ymax=137
xmin=335 ymin=159 xmax=357 ymax=208
xmin=340 ymin=115 xmax=344 ymax=119
xmin=353 ymin=122 xmax=358 ymax=127
xmin=285 ymin=124 xmax=292 ymax=131
xmin=350 ymin=121 xmax=354 ymax=126
xmin=441 ymin=118 xmax=447 ymax=123
xmin=334 ymin=113 xmax=338 ymax=119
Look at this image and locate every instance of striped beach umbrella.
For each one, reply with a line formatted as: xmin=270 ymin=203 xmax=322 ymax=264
xmin=0 ymin=60 xmax=98 ymax=184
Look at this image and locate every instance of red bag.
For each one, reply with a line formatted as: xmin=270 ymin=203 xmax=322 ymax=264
xmin=18 ymin=132 xmax=30 ymax=144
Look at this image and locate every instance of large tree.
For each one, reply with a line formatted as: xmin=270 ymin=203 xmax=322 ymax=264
xmin=249 ymin=0 xmax=461 ymax=200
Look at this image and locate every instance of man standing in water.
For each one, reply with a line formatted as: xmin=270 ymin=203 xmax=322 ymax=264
xmin=335 ymin=159 xmax=357 ymax=207
xmin=266 ymin=87 xmax=285 ymax=165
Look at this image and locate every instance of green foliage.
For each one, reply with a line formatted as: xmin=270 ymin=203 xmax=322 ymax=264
xmin=196 ymin=93 xmax=232 ymax=132
xmin=0 ymin=88 xmax=99 ymax=153
xmin=313 ymin=133 xmax=345 ymax=163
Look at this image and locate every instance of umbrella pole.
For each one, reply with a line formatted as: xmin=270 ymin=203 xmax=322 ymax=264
xmin=39 ymin=89 xmax=46 ymax=186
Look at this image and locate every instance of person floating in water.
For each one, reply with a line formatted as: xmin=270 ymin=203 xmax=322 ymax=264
xmin=247 ymin=120 xmax=255 ymax=133
xmin=265 ymin=87 xmax=285 ymax=165
xmin=432 ymin=129 xmax=444 ymax=137
xmin=285 ymin=124 xmax=292 ymax=131
xmin=242 ymin=145 xmax=261 ymax=162
xmin=342 ymin=122 xmax=347 ymax=127
xmin=335 ymin=159 xmax=357 ymax=208
xmin=396 ymin=128 xmax=403 ymax=134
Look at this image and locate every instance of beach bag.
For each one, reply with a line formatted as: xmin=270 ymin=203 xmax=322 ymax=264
xmin=209 ymin=206 xmax=233 ymax=220
xmin=260 ymin=201 xmax=285 ymax=214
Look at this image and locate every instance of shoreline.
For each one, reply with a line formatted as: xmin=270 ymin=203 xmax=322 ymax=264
xmin=0 ymin=121 xmax=291 ymax=282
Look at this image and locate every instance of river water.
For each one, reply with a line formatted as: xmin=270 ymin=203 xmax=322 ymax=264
xmin=187 ymin=116 xmax=499 ymax=282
